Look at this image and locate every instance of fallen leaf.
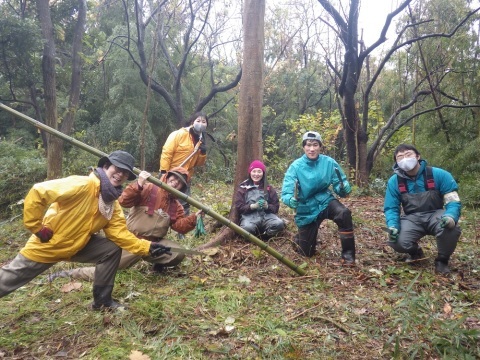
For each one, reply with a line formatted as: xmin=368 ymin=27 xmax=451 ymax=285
xmin=225 ymin=316 xmax=235 ymax=324
xmin=238 ymin=275 xmax=251 ymax=284
xmin=60 ymin=282 xmax=82 ymax=293
xmin=225 ymin=325 xmax=235 ymax=333
xmin=191 ymin=275 xmax=208 ymax=284
xmin=354 ymin=308 xmax=367 ymax=315
xmin=443 ymin=302 xmax=452 ymax=314
xmin=202 ymin=248 xmax=219 ymax=256
xmin=368 ymin=268 xmax=383 ymax=276
xmin=129 ymin=350 xmax=151 ymax=360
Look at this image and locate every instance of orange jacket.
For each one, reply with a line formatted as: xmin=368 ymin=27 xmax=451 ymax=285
xmin=119 ymin=167 xmax=197 ymax=236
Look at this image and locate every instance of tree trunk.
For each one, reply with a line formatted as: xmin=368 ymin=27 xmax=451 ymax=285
xmin=60 ymin=0 xmax=86 ymax=140
xmin=196 ymin=0 xmax=265 ymax=249
xmin=36 ymin=0 xmax=59 ymax=179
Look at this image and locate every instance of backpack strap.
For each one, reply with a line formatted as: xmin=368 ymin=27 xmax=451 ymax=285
xmin=397 ymin=176 xmax=408 ymax=194
xmin=424 ymin=166 xmax=435 ymax=191
xmin=397 ymin=166 xmax=435 ymax=194
xmin=146 ymin=185 xmax=159 ymax=215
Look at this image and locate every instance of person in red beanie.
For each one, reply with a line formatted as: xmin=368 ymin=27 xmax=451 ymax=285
xmin=234 ymin=160 xmax=285 ymax=238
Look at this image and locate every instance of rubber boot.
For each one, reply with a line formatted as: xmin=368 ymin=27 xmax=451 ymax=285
xmin=434 ymin=256 xmax=451 ymax=275
xmin=405 ymin=247 xmax=425 ymax=263
xmin=340 ymin=235 xmax=356 ymax=265
xmin=91 ymin=285 xmax=126 ymax=311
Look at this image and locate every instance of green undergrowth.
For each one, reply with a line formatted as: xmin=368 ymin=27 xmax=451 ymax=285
xmin=0 ymin=181 xmax=479 ymax=359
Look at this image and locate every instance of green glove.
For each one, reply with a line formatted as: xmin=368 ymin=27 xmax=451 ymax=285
xmin=388 ymin=227 xmax=399 ymax=242
xmin=289 ymin=197 xmax=298 ymax=209
xmin=440 ymin=216 xmax=455 ymax=229
xmin=194 ymin=216 xmax=207 ymax=237
xmin=257 ymin=199 xmax=265 ymax=208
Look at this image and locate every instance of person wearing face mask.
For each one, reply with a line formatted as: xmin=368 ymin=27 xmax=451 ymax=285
xmin=384 ymin=144 xmax=461 ymax=275
xmin=159 ymin=111 xmax=208 ymax=215
xmin=234 ymin=160 xmax=285 ymax=239
xmin=282 ymin=131 xmax=355 ymax=264
xmin=46 ymin=167 xmax=203 ymax=281
xmin=0 ymin=151 xmax=171 ymax=310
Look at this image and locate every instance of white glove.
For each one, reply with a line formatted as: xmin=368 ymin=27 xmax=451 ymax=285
xmin=250 ymin=203 xmax=259 ymax=210
xmin=138 ymin=170 xmax=151 ymax=187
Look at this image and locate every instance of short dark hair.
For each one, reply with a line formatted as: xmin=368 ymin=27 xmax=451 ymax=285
xmin=186 ymin=111 xmax=208 ymax=127
xmin=393 ymin=144 xmax=420 ymax=162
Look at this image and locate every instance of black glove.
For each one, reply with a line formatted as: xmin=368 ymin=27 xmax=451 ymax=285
xmin=149 ymin=242 xmax=172 ymax=257
xmin=199 ymin=142 xmax=207 ymax=155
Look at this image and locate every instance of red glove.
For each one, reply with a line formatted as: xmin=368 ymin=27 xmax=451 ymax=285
xmin=36 ymin=226 xmax=53 ymax=243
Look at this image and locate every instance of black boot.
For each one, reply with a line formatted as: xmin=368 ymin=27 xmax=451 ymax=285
xmin=405 ymin=247 xmax=425 ymax=263
xmin=91 ymin=285 xmax=126 ymax=311
xmin=340 ymin=235 xmax=356 ymax=265
xmin=434 ymin=256 xmax=451 ymax=275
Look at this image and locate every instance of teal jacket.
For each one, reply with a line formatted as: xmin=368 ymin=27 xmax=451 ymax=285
xmin=282 ymin=154 xmax=350 ymax=227
xmin=384 ymin=159 xmax=461 ymax=229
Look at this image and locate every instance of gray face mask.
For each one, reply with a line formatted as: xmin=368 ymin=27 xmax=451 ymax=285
xmin=398 ymin=157 xmax=418 ymax=172
xmin=193 ymin=122 xmax=207 ymax=133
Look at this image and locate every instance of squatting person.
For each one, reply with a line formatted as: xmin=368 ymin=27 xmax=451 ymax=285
xmin=384 ymin=144 xmax=461 ymax=274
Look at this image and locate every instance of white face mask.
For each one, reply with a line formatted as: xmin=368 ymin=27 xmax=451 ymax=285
xmin=398 ymin=157 xmax=418 ymax=172
xmin=193 ymin=122 xmax=206 ymax=133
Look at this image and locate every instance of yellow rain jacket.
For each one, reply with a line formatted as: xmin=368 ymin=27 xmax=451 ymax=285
xmin=160 ymin=126 xmax=206 ymax=178
xmin=20 ymin=173 xmax=151 ymax=263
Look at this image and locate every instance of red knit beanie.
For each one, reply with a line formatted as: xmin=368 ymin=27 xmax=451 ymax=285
xmin=248 ymin=160 xmax=266 ymax=173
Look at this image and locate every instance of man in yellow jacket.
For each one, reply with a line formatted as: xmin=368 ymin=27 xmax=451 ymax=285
xmin=0 ymin=150 xmax=168 ymax=310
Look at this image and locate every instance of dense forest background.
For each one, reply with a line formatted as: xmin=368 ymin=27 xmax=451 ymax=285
xmin=1 ymin=0 xmax=480 ymax=217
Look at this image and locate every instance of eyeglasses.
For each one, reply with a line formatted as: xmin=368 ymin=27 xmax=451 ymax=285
xmin=395 ymin=151 xmax=416 ymax=161
xmin=113 ymin=165 xmax=130 ymax=177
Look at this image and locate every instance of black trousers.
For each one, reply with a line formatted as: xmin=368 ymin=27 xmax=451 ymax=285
xmin=295 ymin=199 xmax=353 ymax=257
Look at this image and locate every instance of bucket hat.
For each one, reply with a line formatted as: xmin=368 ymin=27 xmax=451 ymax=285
xmin=166 ymin=170 xmax=189 ymax=191
xmin=98 ymin=150 xmax=137 ymax=180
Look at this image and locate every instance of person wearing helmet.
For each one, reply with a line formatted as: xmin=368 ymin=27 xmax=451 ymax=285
xmin=0 ymin=151 xmax=169 ymax=310
xmin=282 ymin=132 xmax=356 ymax=264
xmin=46 ymin=167 xmax=203 ymax=282
xmin=234 ymin=160 xmax=285 ymax=239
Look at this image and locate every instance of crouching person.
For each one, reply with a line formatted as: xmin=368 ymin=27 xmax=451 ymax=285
xmin=48 ymin=167 xmax=202 ymax=281
xmin=384 ymin=144 xmax=461 ymax=274
xmin=0 ymin=151 xmax=169 ymax=310
xmin=234 ymin=160 xmax=285 ymax=239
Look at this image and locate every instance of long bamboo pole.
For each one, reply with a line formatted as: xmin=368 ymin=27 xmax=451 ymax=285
xmin=0 ymin=102 xmax=306 ymax=276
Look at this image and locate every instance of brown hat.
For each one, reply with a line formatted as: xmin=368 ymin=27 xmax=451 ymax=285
xmin=166 ymin=170 xmax=188 ymax=191
xmin=98 ymin=150 xmax=136 ymax=180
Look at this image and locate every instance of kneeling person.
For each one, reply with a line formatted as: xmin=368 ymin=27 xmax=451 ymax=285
xmin=282 ymin=131 xmax=355 ymax=264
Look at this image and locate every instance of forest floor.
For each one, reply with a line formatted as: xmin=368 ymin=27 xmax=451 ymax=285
xmin=0 ymin=181 xmax=479 ymax=359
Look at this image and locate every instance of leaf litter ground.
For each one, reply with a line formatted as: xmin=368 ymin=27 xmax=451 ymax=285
xmin=1 ymin=192 xmax=479 ymax=359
